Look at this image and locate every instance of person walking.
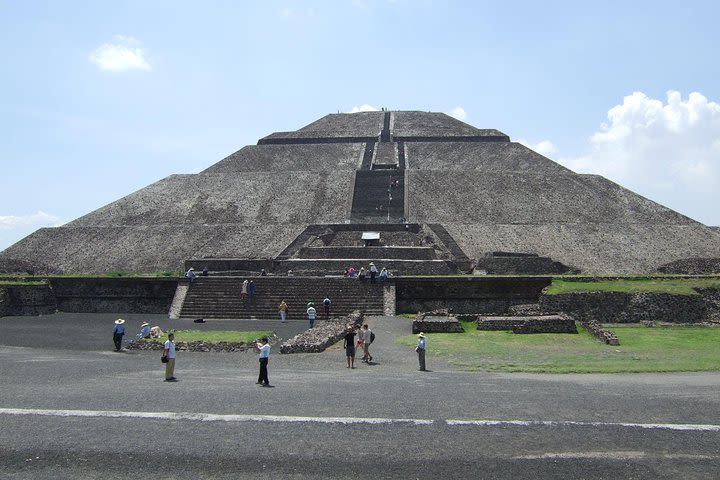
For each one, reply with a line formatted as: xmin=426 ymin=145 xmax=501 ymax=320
xmin=416 ymin=332 xmax=427 ymax=371
xmin=163 ymin=332 xmax=177 ymax=381
xmin=112 ymin=318 xmax=125 ymax=351
xmin=360 ymin=323 xmax=373 ymax=363
xmin=255 ymin=337 xmax=271 ymax=387
xmin=306 ymin=302 xmax=317 ymax=328
xmin=343 ymin=325 xmax=359 ymax=369
xmin=323 ymin=296 xmax=331 ymax=320
xmin=278 ymin=300 xmax=288 ymax=323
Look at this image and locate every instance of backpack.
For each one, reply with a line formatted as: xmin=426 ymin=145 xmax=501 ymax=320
xmin=370 ymin=331 xmax=375 ymax=343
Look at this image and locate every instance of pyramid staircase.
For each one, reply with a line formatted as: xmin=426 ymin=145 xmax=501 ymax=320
xmin=178 ymin=276 xmax=386 ymax=319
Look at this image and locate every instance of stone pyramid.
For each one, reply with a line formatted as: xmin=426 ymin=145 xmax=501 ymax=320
xmin=1 ymin=110 xmax=719 ymax=274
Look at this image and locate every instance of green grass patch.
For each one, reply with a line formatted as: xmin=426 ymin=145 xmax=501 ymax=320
xmin=396 ymin=322 xmax=720 ymax=373
xmin=142 ymin=330 xmax=273 ymax=343
xmin=546 ymin=277 xmax=720 ymax=295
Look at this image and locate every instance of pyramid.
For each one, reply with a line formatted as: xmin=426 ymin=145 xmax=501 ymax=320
xmin=2 ymin=110 xmax=719 ymax=275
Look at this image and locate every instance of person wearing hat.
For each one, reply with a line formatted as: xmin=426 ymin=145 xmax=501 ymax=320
xmin=136 ymin=321 xmax=151 ymax=341
xmin=185 ymin=267 xmax=196 ymax=283
xmin=112 ymin=319 xmax=126 ymax=351
xmin=415 ymin=333 xmax=427 ymax=371
xmin=163 ymin=332 xmax=177 ymax=382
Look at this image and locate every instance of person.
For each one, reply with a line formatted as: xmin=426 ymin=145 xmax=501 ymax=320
xmin=201 ymin=266 xmax=209 ymax=276
xmin=150 ymin=325 xmax=164 ymax=338
xmin=323 ymin=296 xmax=331 ymax=319
xmin=343 ymin=325 xmax=359 ymax=369
xmin=379 ymin=267 xmax=389 ymax=283
xmin=255 ymin=337 xmax=271 ymax=387
xmin=369 ymin=262 xmax=378 ymax=284
xmin=287 ymin=269 xmax=294 ymax=277
xmin=112 ymin=318 xmax=125 ymax=351
xmin=260 ymin=268 xmax=267 ymax=276
xmin=348 ymin=265 xmax=356 ymax=277
xmin=132 ymin=321 xmax=151 ymax=344
xmin=248 ymin=280 xmax=256 ymax=305
xmin=163 ymin=332 xmax=177 ymax=381
xmin=358 ymin=266 xmax=366 ymax=281
xmin=416 ymin=332 xmax=427 ymax=371
xmin=278 ymin=300 xmax=288 ymax=323
xmin=307 ymin=302 xmax=317 ymax=328
xmin=241 ymin=279 xmax=248 ymax=305
xmin=360 ymin=324 xmax=373 ymax=363
xmin=185 ymin=267 xmax=196 ymax=283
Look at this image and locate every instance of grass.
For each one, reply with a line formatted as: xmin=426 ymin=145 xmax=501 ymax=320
xmin=142 ymin=330 xmax=273 ymax=344
xmin=546 ymin=277 xmax=720 ymax=295
xmin=396 ymin=321 xmax=720 ymax=373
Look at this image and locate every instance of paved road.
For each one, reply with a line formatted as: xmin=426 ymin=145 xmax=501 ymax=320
xmin=1 ymin=313 xmax=719 ymax=479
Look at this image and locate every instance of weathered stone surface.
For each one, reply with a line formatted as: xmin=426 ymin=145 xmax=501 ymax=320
xmin=539 ymin=291 xmax=714 ymax=323
xmin=412 ymin=311 xmax=463 ymax=334
xmin=511 ymin=316 xmax=578 ymax=334
xmin=580 ymin=319 xmax=619 ymax=345
xmin=657 ymin=258 xmax=720 ymax=274
xmin=280 ymin=310 xmax=363 ymax=354
xmin=0 ymin=283 xmax=56 ymax=316
xmin=126 ymin=336 xmax=278 ymax=353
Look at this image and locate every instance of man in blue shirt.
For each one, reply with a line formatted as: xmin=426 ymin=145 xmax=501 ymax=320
xmin=112 ymin=318 xmax=125 ymax=351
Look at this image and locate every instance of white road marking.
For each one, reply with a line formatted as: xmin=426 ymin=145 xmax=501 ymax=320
xmin=1 ymin=408 xmax=718 ymax=432
xmin=0 ymin=408 xmax=433 ymax=426
xmin=446 ymin=419 xmax=720 ymax=432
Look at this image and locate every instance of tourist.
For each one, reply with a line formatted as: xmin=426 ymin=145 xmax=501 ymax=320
xmin=369 ymin=262 xmax=378 ymax=283
xmin=163 ymin=332 xmax=177 ymax=381
xmin=307 ymin=302 xmax=317 ymax=328
xmin=185 ymin=267 xmax=196 ymax=283
xmin=358 ymin=266 xmax=366 ymax=281
xmin=201 ymin=266 xmax=208 ymax=276
xmin=287 ymin=269 xmax=294 ymax=277
xmin=112 ymin=318 xmax=125 ymax=351
xmin=255 ymin=337 xmax=271 ymax=387
xmin=323 ymin=296 xmax=331 ymax=319
xmin=379 ymin=267 xmax=389 ymax=283
xmin=360 ymin=324 xmax=373 ymax=363
xmin=343 ymin=325 xmax=359 ymax=369
xmin=348 ymin=265 xmax=356 ymax=277
xmin=248 ymin=280 xmax=256 ymax=305
xmin=416 ymin=332 xmax=427 ymax=371
xmin=134 ymin=321 xmax=151 ymax=343
xmin=241 ymin=279 xmax=248 ymax=305
xmin=260 ymin=268 xmax=267 ymax=276
xmin=278 ymin=300 xmax=288 ymax=323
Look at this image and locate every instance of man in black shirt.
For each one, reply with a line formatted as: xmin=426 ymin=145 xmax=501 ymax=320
xmin=343 ymin=325 xmax=359 ymax=369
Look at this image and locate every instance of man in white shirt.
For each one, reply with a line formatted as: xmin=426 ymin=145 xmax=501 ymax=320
xmin=163 ymin=332 xmax=177 ymax=381
xmin=255 ymin=337 xmax=271 ymax=387
xmin=307 ymin=303 xmax=317 ymax=328
xmin=360 ymin=324 xmax=373 ymax=363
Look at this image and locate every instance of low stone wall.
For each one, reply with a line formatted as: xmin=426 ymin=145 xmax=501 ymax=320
xmin=476 ymin=317 xmax=524 ymax=331
xmin=581 ymin=320 xmax=619 ymax=345
xmin=512 ymin=316 xmax=577 ymax=334
xmin=127 ymin=336 xmax=276 ymax=353
xmin=656 ymin=258 xmax=720 ymax=274
xmin=412 ymin=315 xmax=463 ymax=334
xmin=0 ymin=283 xmax=56 ymax=316
xmin=280 ymin=310 xmax=363 ymax=354
xmin=539 ymin=291 xmax=713 ymax=323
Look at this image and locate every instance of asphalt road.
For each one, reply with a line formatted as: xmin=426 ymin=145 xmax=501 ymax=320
xmin=1 ymin=313 xmax=719 ymax=479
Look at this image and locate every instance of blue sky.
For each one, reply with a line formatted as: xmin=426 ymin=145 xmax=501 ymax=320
xmin=2 ymin=0 xmax=719 ymax=251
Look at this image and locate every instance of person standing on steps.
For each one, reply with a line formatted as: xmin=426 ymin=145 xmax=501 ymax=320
xmin=278 ymin=300 xmax=288 ymax=323
xmin=112 ymin=318 xmax=125 ymax=351
xmin=306 ymin=302 xmax=317 ymax=328
xmin=416 ymin=332 xmax=427 ymax=371
xmin=248 ymin=280 xmax=256 ymax=306
xmin=163 ymin=332 xmax=177 ymax=381
xmin=323 ymin=296 xmax=331 ymax=320
xmin=255 ymin=337 xmax=271 ymax=387
xmin=369 ymin=262 xmax=378 ymax=284
xmin=241 ymin=279 xmax=248 ymax=306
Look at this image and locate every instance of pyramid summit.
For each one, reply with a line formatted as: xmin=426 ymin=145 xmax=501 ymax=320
xmin=2 ymin=110 xmax=719 ymax=275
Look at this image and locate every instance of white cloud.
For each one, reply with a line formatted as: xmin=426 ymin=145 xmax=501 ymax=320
xmin=447 ymin=106 xmax=467 ymax=121
xmin=518 ymin=139 xmax=557 ymax=157
xmin=349 ymin=104 xmax=380 ymax=113
xmin=557 ymin=90 xmax=720 ymax=225
xmin=0 ymin=211 xmax=62 ymax=230
xmin=89 ymin=35 xmax=151 ymax=72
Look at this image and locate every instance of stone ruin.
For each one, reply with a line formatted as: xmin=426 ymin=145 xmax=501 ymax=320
xmin=1 ymin=110 xmax=719 ymax=276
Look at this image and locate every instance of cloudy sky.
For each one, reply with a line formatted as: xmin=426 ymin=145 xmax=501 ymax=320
xmin=1 ymin=0 xmax=719 ymax=251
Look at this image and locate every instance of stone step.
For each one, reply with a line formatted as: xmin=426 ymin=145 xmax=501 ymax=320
xmin=295 ymin=246 xmax=437 ymax=260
